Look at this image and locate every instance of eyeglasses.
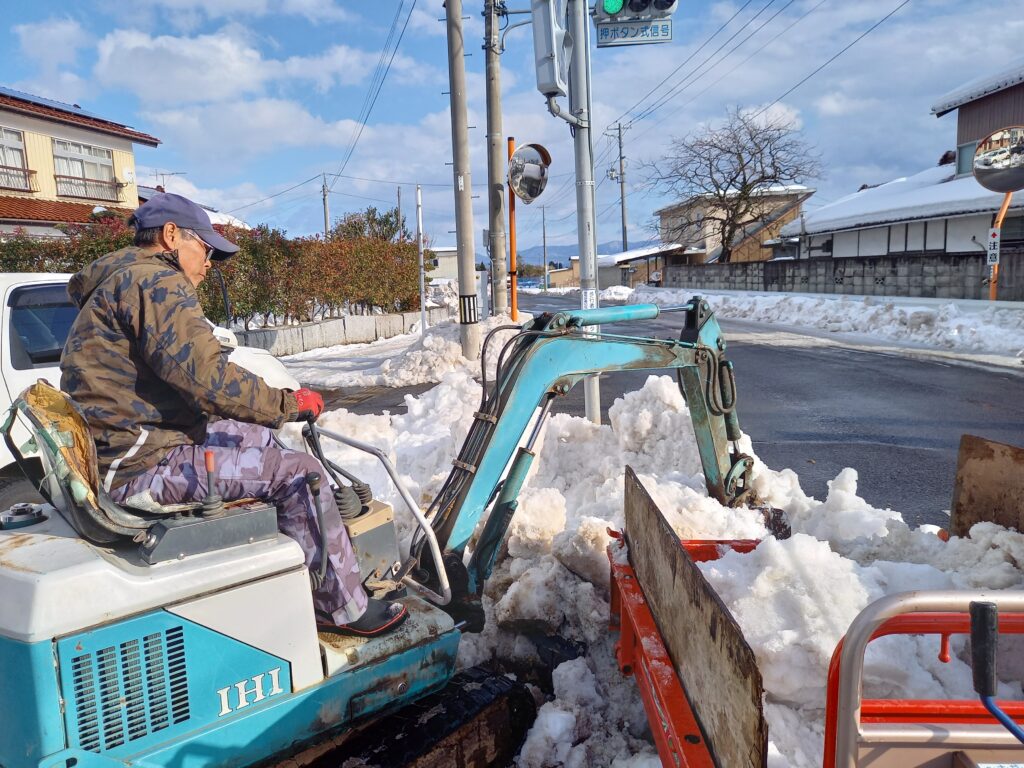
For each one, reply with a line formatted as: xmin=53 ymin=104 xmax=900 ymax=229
xmin=182 ymin=229 xmax=215 ymax=262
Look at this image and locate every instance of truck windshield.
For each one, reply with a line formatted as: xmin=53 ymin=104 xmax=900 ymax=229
xmin=8 ymin=284 xmax=78 ymax=369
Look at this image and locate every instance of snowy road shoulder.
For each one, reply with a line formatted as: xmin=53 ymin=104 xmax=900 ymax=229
xmin=631 ymin=286 xmax=1024 ymax=364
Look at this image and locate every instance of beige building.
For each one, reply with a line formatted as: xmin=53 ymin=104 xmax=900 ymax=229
xmin=655 ymin=186 xmax=812 ymax=264
xmin=0 ymin=86 xmax=160 ymax=236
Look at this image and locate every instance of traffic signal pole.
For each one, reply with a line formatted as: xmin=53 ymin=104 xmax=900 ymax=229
xmin=484 ymin=1 xmax=509 ymax=315
xmin=445 ymin=0 xmax=482 ymax=359
xmin=568 ymin=0 xmax=602 ymax=424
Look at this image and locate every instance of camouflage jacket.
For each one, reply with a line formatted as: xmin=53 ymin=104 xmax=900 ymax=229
xmin=61 ymin=246 xmax=298 ymax=491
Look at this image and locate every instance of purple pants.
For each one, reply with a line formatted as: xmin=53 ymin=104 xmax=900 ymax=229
xmin=111 ymin=419 xmax=368 ymax=624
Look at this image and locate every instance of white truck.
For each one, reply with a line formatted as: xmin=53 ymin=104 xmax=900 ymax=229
xmin=0 ymin=273 xmax=300 ymax=507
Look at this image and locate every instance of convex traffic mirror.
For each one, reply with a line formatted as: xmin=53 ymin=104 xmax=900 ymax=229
xmin=509 ymin=143 xmax=552 ymax=204
xmin=973 ymin=126 xmax=1024 ymax=193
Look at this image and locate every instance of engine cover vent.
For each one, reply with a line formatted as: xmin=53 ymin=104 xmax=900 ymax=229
xmin=70 ymin=626 xmax=190 ymax=752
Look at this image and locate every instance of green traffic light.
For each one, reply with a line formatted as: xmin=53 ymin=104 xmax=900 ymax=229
xmin=602 ymin=0 xmax=625 ymax=14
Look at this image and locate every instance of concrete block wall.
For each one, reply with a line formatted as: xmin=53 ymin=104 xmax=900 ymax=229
xmin=664 ymin=251 xmax=1022 ymax=301
xmin=236 ymin=306 xmax=454 ymax=356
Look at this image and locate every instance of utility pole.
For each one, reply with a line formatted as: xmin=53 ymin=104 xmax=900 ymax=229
xmin=484 ymin=0 xmax=509 ymax=314
xmin=416 ymin=184 xmax=427 ymax=336
xmin=321 ymin=173 xmax=330 ymax=239
xmin=445 ymin=0 xmax=481 ymax=359
xmin=607 ymin=122 xmax=629 ymax=251
xmin=568 ymin=0 xmax=601 ymax=423
xmin=542 ymin=205 xmax=549 ymax=290
xmin=396 ymin=186 xmax=402 ymax=241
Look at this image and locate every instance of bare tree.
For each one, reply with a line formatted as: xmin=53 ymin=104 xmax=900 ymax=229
xmin=648 ymin=107 xmax=820 ymax=263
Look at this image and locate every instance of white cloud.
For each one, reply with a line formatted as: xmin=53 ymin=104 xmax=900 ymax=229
xmin=409 ymin=0 xmax=483 ymax=38
xmin=135 ymin=0 xmax=354 ymax=25
xmin=11 ymin=18 xmax=92 ymax=102
xmin=142 ymin=98 xmax=360 ymax=160
xmin=814 ymin=92 xmax=881 ymax=117
xmin=135 ymin=164 xmax=266 ymax=219
xmin=95 ymin=30 xmax=268 ymax=103
xmin=93 ymin=29 xmax=441 ymax=103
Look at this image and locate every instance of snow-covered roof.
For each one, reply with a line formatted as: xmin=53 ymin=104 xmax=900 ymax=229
xmin=779 ymin=165 xmax=1024 ymax=237
xmin=931 ymin=56 xmax=1024 ymax=116
xmin=137 ymin=185 xmax=250 ymax=229
xmin=595 ymin=242 xmax=682 ymax=268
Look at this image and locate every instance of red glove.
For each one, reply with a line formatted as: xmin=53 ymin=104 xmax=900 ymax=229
xmin=293 ymin=388 xmax=324 ymax=421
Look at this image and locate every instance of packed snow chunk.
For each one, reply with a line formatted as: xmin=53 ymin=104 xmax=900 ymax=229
xmin=553 ymin=516 xmax=616 ymax=589
xmin=495 ymin=555 xmax=575 ymax=634
xmin=609 ymin=756 xmax=662 ymax=768
xmin=698 ymin=534 xmax=883 ymax=707
xmin=516 ymin=704 xmax=577 ymax=768
xmin=507 ymin=487 xmax=568 ymax=558
xmin=607 ymin=375 xmax=704 ymax=480
xmin=552 ymin=657 xmax=604 ymax=709
xmin=789 ymin=467 xmax=902 ymax=544
xmin=643 ymin=476 xmax=768 ymax=540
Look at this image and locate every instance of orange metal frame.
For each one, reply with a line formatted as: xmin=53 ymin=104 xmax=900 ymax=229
xmin=822 ymin=612 xmax=1024 ymax=768
xmin=608 ymin=533 xmax=1024 ymax=768
xmin=607 ymin=532 xmax=760 ymax=768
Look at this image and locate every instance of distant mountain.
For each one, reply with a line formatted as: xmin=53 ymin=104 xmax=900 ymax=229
xmin=515 ymin=240 xmax=623 ymax=267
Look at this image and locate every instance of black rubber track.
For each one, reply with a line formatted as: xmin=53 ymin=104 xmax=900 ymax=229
xmin=301 ymin=666 xmax=537 ymax=768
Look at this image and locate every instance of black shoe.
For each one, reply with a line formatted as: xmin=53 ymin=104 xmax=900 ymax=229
xmin=317 ymin=599 xmax=409 ymax=638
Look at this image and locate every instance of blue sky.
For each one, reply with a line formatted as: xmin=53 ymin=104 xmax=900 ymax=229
xmin=3 ymin=0 xmax=1022 ymax=254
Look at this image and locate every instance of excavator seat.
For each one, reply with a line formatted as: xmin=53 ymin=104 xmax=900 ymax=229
xmin=2 ymin=380 xmax=278 ymax=561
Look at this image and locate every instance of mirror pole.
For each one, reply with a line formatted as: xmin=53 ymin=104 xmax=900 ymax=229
xmin=991 ymin=192 xmax=1014 ymax=301
xmin=507 ymin=136 xmax=519 ymax=322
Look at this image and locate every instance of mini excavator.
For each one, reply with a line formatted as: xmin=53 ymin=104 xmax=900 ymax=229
xmin=0 ymin=298 xmax=765 ymax=768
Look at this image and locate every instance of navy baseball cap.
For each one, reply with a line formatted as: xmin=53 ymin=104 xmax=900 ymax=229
xmin=129 ymin=192 xmax=239 ymax=260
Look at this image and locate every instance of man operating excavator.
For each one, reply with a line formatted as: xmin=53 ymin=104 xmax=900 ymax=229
xmin=60 ymin=192 xmax=407 ymax=638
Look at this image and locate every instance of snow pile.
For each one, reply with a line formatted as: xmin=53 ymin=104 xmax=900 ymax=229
xmin=282 ymin=315 xmax=523 ymax=388
xmin=630 ymin=286 xmax=1024 ymax=358
xmin=601 ymin=285 xmax=634 ymax=302
xmin=283 ymin=373 xmax=1024 ymax=766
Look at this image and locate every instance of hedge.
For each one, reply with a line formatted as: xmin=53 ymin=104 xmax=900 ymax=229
xmin=0 ymin=214 xmax=424 ymax=329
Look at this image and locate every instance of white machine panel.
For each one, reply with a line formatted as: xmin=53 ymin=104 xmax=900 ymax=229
xmin=168 ymin=568 xmax=323 ymax=691
xmin=0 ymin=509 xmax=305 ymax=643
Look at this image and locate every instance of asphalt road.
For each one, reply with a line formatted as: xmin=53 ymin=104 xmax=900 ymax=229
xmin=320 ymin=293 xmax=1024 ymax=527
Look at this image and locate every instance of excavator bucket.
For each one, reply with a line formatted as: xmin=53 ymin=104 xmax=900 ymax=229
xmin=950 ymin=435 xmax=1024 ymax=537
xmin=616 ymin=467 xmax=768 ymax=768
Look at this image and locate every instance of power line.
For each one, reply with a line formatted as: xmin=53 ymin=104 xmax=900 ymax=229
xmin=632 ymin=0 xmax=827 ymax=141
xmin=629 ymin=0 xmax=785 ymax=126
xmin=328 ymin=0 xmax=418 ymax=192
xmin=753 ymin=0 xmax=912 ymax=119
xmin=328 ymin=189 xmax=395 ymax=205
xmin=607 ymin=0 xmax=757 ymax=128
xmin=327 ymin=172 xmax=449 ymax=187
xmin=227 ymin=174 xmax=321 ymax=213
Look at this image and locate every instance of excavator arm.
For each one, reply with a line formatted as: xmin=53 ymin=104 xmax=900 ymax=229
xmin=410 ymin=297 xmax=760 ymax=620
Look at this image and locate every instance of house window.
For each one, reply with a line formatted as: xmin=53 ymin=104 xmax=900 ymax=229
xmin=956 ymin=141 xmax=977 ymax=176
xmin=0 ymin=127 xmax=35 ymax=192
xmin=52 ymin=138 xmax=119 ymax=201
